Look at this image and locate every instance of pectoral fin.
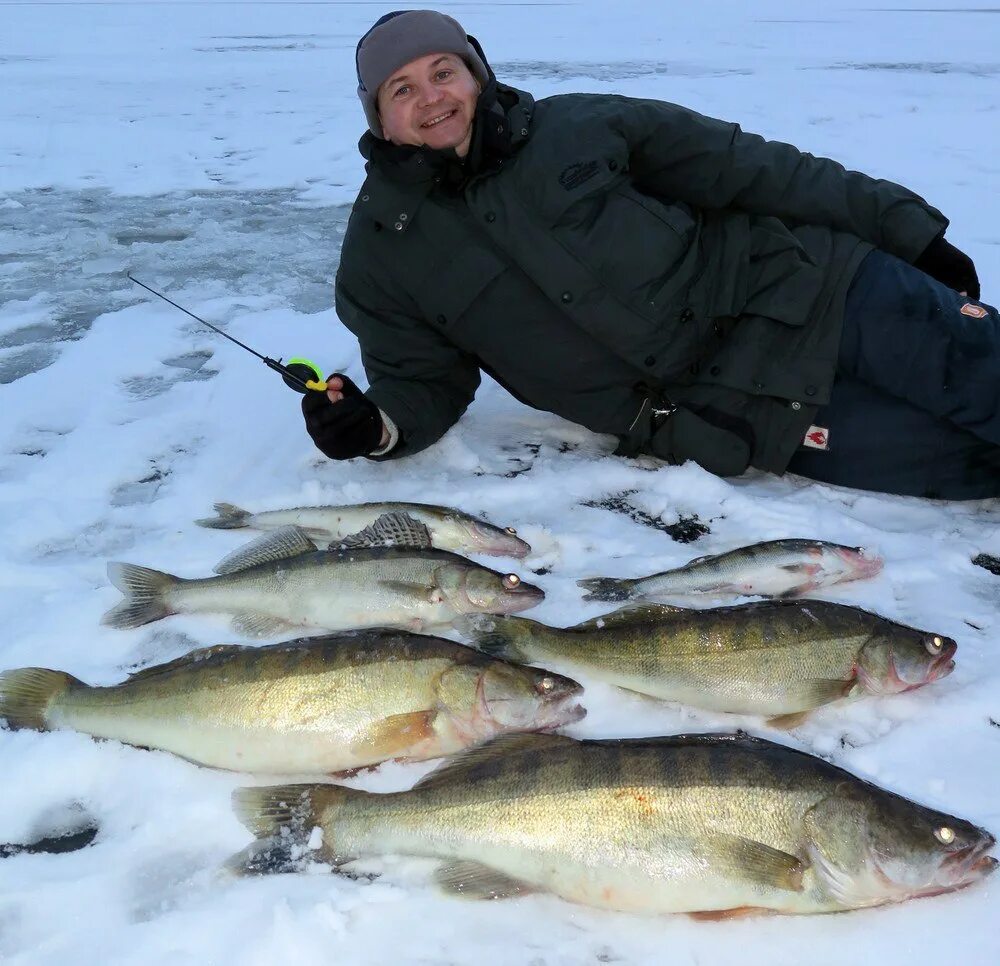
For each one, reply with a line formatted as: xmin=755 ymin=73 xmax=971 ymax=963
xmin=434 ymin=860 xmax=536 ymax=900
xmin=767 ymin=678 xmax=856 ymax=726
xmin=707 ymin=834 xmax=806 ymax=893
xmin=355 ymin=710 xmax=437 ymax=760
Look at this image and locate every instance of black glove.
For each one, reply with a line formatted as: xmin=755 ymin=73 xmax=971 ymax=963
xmin=914 ymin=235 xmax=980 ymax=300
xmin=301 ymin=374 xmax=384 ymax=460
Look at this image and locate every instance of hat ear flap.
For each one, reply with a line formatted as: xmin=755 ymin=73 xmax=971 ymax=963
xmin=359 ymin=85 xmax=385 ymax=139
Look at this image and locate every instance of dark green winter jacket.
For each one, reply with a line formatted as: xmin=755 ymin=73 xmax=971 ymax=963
xmin=335 ymin=85 xmax=947 ymax=475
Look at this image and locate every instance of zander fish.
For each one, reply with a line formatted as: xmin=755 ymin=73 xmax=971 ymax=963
xmin=196 ymin=502 xmax=531 ymax=557
xmin=463 ymin=600 xmax=955 ymax=727
xmin=231 ymin=732 xmax=995 ymax=917
xmin=578 ymin=539 xmax=883 ymax=602
xmin=102 ymin=526 xmax=543 ymax=638
xmin=0 ymin=632 xmax=584 ymax=774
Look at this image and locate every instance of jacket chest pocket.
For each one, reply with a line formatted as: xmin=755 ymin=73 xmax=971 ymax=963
xmin=408 ymin=245 xmax=508 ymax=330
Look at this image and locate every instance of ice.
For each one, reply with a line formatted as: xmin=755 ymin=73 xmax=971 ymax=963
xmin=1 ymin=1 xmax=999 ymax=963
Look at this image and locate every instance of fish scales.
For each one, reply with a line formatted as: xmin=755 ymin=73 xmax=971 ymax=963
xmin=261 ymin=735 xmax=993 ymax=916
xmin=195 ymin=501 xmax=531 ymax=557
xmin=53 ymin=639 xmax=460 ymax=771
xmin=317 ymin=740 xmax=828 ymax=912
xmin=518 ymin=602 xmax=871 ymax=714
xmin=4 ymin=632 xmax=583 ymax=774
xmin=106 ymin=543 xmax=544 ymax=635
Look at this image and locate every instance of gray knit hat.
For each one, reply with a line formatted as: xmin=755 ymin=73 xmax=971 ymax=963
xmin=356 ymin=10 xmax=490 ymax=139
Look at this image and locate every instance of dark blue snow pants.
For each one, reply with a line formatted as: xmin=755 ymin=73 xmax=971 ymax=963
xmin=786 ymin=250 xmax=1000 ymax=500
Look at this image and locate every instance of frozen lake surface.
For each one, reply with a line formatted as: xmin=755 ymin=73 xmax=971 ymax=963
xmin=1 ymin=2 xmax=999 ymax=963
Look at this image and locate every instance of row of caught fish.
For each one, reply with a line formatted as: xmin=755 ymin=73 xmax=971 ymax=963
xmin=102 ymin=516 xmax=883 ymax=641
xmin=196 ymin=500 xmax=886 ymax=601
xmin=0 ymin=589 xmax=957 ymax=779
xmin=0 ymin=502 xmax=988 ymax=918
xmin=1 ymin=631 xmax=990 ymax=917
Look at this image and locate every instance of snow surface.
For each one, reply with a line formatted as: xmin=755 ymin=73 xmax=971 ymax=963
xmin=2 ymin=0 xmax=1000 ymax=962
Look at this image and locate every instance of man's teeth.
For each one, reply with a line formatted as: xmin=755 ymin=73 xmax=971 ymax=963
xmin=422 ymin=111 xmax=455 ymax=128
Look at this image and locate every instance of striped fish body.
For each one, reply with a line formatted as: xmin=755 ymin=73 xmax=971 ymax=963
xmin=196 ymin=502 xmax=530 ymax=557
xmin=0 ymin=632 xmax=582 ymax=773
xmin=104 ymin=539 xmax=543 ymax=638
xmin=469 ymin=599 xmax=952 ymax=718
xmin=579 ymin=539 xmax=882 ymax=602
xmin=235 ymin=733 xmax=995 ymax=916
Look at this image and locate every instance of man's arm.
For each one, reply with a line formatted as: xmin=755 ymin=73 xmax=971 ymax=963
xmin=613 ymin=96 xmax=948 ymax=262
xmin=334 ymin=276 xmax=481 ymax=460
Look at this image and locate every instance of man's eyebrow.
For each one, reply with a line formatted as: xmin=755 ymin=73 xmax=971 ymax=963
xmin=385 ymin=55 xmax=457 ymax=89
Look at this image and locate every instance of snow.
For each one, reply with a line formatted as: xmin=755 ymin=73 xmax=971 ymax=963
xmin=1 ymin=0 xmax=999 ymax=962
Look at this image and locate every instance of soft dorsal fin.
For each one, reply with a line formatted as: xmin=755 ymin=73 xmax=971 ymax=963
xmin=570 ymin=603 xmax=688 ymax=631
xmin=333 ymin=512 xmax=433 ymax=551
xmin=214 ymin=525 xmax=318 ymax=575
xmin=413 ymin=733 xmax=575 ymax=791
xmin=124 ymin=643 xmax=249 ymax=682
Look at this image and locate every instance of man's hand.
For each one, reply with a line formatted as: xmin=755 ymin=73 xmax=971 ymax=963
xmin=302 ymin=374 xmax=387 ymax=460
xmin=914 ymin=235 xmax=980 ymax=300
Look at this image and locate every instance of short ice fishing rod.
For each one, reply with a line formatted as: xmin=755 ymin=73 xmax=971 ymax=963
xmin=127 ymin=273 xmax=327 ymax=393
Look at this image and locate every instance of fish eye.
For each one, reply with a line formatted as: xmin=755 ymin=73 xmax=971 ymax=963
xmin=935 ymin=826 xmax=956 ymax=845
xmin=505 ymin=527 xmax=518 ymax=534
xmin=926 ymin=636 xmax=944 ymax=655
xmin=503 ymin=573 xmax=521 ymax=590
xmin=538 ymin=676 xmax=554 ymax=693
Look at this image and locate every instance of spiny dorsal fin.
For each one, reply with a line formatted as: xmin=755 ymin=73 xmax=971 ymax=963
xmin=332 ymin=512 xmax=433 ymax=551
xmin=214 ymin=525 xmax=318 ymax=575
xmin=570 ymin=603 xmax=688 ymax=631
xmin=413 ymin=733 xmax=575 ymax=791
xmin=124 ymin=644 xmax=249 ymax=682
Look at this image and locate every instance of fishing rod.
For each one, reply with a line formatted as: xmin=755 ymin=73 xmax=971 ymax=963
xmin=126 ymin=273 xmax=327 ymax=393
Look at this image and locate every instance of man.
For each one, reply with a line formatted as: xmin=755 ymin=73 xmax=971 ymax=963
xmin=303 ymin=9 xmax=1000 ymax=499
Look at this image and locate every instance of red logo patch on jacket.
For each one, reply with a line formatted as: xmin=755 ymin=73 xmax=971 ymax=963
xmin=960 ymin=303 xmax=988 ymax=319
xmin=802 ymin=425 xmax=830 ymax=450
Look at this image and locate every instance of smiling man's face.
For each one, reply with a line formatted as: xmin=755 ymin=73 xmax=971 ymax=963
xmin=377 ymin=52 xmax=481 ymax=157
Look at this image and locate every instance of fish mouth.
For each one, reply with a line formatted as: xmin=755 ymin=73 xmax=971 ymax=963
xmin=886 ymin=638 xmax=957 ymax=691
xmin=928 ymin=650 xmax=957 ymax=682
xmin=480 ymin=534 xmax=532 ymax=558
xmin=839 ymin=546 xmax=884 ymax=579
xmin=539 ymin=700 xmax=587 ymax=729
xmin=942 ymin=834 xmax=996 ymax=876
xmin=501 ymin=581 xmax=546 ymax=613
xmin=920 ymin=833 xmax=998 ymax=896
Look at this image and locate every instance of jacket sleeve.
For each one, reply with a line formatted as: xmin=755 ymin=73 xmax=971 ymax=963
xmin=615 ymin=97 xmax=948 ymax=262
xmin=335 ymin=274 xmax=481 ymax=460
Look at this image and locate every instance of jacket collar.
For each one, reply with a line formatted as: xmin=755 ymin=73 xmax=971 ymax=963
xmin=355 ymin=84 xmax=534 ymax=232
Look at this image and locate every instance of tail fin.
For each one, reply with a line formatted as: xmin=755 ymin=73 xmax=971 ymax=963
xmin=576 ymin=577 xmax=636 ymax=602
xmin=0 ymin=668 xmax=82 ymax=731
xmin=230 ymin=783 xmax=371 ymax=876
xmin=232 ymin=783 xmax=362 ymax=840
xmin=195 ymin=502 xmax=250 ymax=530
xmin=102 ymin=562 xmax=179 ymax=629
